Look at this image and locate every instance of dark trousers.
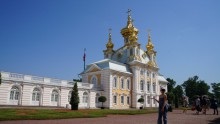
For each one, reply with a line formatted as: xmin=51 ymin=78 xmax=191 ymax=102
xmin=157 ymin=110 xmax=167 ymax=124
xmin=214 ymin=108 xmax=218 ymax=115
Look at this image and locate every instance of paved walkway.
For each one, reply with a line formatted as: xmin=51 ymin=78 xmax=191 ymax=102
xmin=1 ymin=109 xmax=219 ymax=124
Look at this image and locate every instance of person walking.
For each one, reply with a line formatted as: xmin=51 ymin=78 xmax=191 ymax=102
xmin=211 ymin=97 xmax=218 ymax=115
xmin=195 ymin=96 xmax=201 ymax=115
xmin=153 ymin=87 xmax=168 ymax=124
xmin=182 ymin=96 xmax=189 ymax=113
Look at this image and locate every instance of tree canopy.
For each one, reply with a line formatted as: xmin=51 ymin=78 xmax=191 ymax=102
xmin=182 ymin=76 xmax=210 ymax=102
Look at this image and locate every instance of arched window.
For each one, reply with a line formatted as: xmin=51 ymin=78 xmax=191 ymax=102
xmin=83 ymin=92 xmax=88 ymax=103
xmin=95 ymin=93 xmax=100 ymax=103
xmin=68 ymin=91 xmax=72 ymax=102
xmin=113 ymin=77 xmax=117 ymax=88
xmin=51 ymin=90 xmax=59 ymax=102
xmin=92 ymin=76 xmax=97 ymax=85
xmin=140 ymin=80 xmax=144 ymax=91
xmin=32 ymin=88 xmax=40 ymax=101
xmin=10 ymin=86 xmax=20 ymax=100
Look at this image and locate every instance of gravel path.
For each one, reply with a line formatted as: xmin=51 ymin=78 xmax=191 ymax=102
xmin=1 ymin=109 xmax=219 ymax=124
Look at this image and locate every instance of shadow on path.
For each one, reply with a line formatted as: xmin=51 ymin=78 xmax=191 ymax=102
xmin=208 ymin=117 xmax=220 ymax=124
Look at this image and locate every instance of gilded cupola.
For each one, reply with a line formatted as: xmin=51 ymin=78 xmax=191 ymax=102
xmin=146 ymin=31 xmax=155 ymax=54
xmin=106 ymin=29 xmax=114 ymax=49
xmin=146 ymin=31 xmax=158 ymax=68
xmin=120 ymin=9 xmax=139 ymax=45
xmin=103 ymin=29 xmax=114 ymax=59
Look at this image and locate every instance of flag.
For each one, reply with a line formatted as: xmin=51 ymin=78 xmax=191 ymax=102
xmin=83 ymin=48 xmax=86 ymax=62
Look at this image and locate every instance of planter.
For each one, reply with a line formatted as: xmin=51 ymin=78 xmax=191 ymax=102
xmin=101 ymin=107 xmax=105 ymax=109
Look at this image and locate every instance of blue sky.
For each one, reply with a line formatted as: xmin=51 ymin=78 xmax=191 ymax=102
xmin=0 ymin=0 xmax=219 ymax=85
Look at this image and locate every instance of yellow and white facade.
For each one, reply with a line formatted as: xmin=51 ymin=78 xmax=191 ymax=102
xmin=81 ymin=11 xmax=168 ymax=109
xmin=0 ymin=11 xmax=168 ymax=109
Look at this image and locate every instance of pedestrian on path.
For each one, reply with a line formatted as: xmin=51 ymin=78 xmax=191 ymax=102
xmin=182 ymin=96 xmax=189 ymax=113
xmin=211 ymin=97 xmax=218 ymax=115
xmin=153 ymin=87 xmax=168 ymax=124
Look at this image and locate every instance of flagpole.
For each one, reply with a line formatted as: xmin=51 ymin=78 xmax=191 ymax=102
xmin=83 ymin=48 xmax=86 ymax=70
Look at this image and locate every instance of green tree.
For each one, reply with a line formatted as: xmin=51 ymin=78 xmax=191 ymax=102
xmin=98 ymin=96 xmax=107 ymax=109
xmin=174 ymin=94 xmax=179 ymax=108
xmin=211 ymin=82 xmax=220 ymax=101
xmin=166 ymin=92 xmax=175 ymax=104
xmin=182 ymin=76 xmax=210 ymax=103
xmin=182 ymin=76 xmax=199 ymax=102
xmin=173 ymin=85 xmax=184 ymax=106
xmin=70 ymin=82 xmax=79 ymax=110
xmin=197 ymin=80 xmax=210 ymax=95
xmin=167 ymin=78 xmax=176 ymax=92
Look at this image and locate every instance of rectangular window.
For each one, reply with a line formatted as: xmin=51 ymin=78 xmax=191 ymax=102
xmin=113 ymin=77 xmax=117 ymax=88
xmin=121 ymin=79 xmax=124 ymax=89
xmin=55 ymin=94 xmax=58 ymax=102
xmin=127 ymin=80 xmax=130 ymax=89
xmin=15 ymin=92 xmax=19 ymax=100
xmin=36 ymin=93 xmax=40 ymax=101
xmin=147 ymin=96 xmax=150 ymax=104
xmin=10 ymin=91 xmax=14 ymax=100
xmin=147 ymin=82 xmax=150 ymax=92
xmin=153 ymin=83 xmax=156 ymax=92
xmin=140 ymin=81 xmax=144 ymax=91
xmin=127 ymin=96 xmax=130 ymax=104
xmin=113 ymin=96 xmax=117 ymax=104
xmin=51 ymin=94 xmax=54 ymax=101
xmin=121 ymin=96 xmax=124 ymax=104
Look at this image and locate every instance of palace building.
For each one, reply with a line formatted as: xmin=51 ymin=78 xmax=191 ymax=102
xmin=0 ymin=11 xmax=168 ymax=109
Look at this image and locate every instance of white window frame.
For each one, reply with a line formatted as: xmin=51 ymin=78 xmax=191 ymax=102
xmin=127 ymin=96 xmax=130 ymax=104
xmin=121 ymin=95 xmax=124 ymax=104
xmin=140 ymin=80 xmax=144 ymax=91
xmin=153 ymin=82 xmax=156 ymax=93
xmin=147 ymin=96 xmax=150 ymax=104
xmin=121 ymin=78 xmax=124 ymax=89
xmin=83 ymin=92 xmax=88 ymax=103
xmin=32 ymin=88 xmax=40 ymax=101
xmin=127 ymin=79 xmax=130 ymax=89
xmin=147 ymin=81 xmax=150 ymax=92
xmin=10 ymin=86 xmax=20 ymax=100
xmin=113 ymin=95 xmax=117 ymax=104
xmin=51 ymin=90 xmax=59 ymax=102
xmin=113 ymin=77 xmax=117 ymax=88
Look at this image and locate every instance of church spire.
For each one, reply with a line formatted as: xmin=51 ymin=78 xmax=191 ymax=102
xmin=146 ymin=30 xmax=158 ymax=68
xmin=121 ymin=9 xmax=139 ymax=46
xmin=103 ymin=28 xmax=114 ymax=59
xmin=106 ymin=28 xmax=114 ymax=49
xmin=146 ymin=30 xmax=154 ymax=53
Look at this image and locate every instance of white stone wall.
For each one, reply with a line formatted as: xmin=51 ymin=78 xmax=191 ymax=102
xmin=0 ymin=83 xmax=10 ymax=105
xmin=101 ymin=70 xmax=110 ymax=108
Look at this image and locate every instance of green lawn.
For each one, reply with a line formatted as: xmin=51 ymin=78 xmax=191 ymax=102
xmin=0 ymin=108 xmax=157 ymax=121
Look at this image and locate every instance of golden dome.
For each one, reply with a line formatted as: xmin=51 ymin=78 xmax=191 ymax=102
xmin=106 ymin=29 xmax=114 ymax=49
xmin=146 ymin=31 xmax=154 ymax=53
xmin=120 ymin=9 xmax=139 ymax=43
